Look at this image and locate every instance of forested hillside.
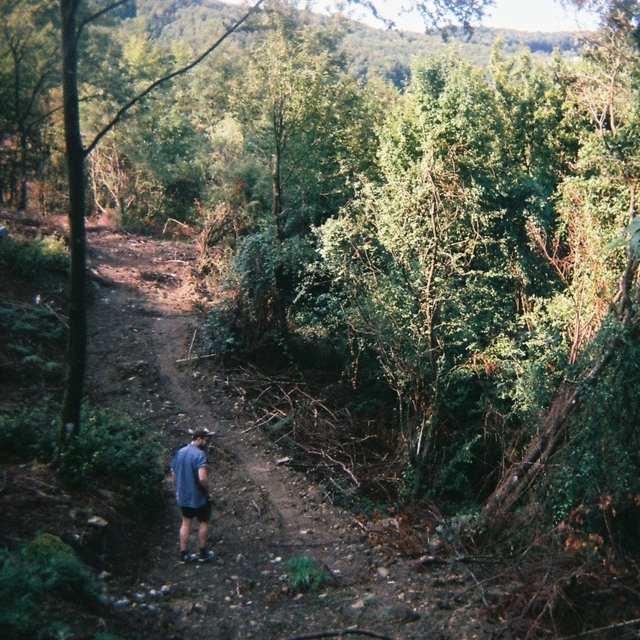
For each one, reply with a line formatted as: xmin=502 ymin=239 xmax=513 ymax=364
xmin=3 ymin=0 xmax=640 ymax=638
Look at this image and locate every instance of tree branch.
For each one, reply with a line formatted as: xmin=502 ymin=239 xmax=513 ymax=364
xmin=83 ymin=0 xmax=265 ymax=157
xmin=282 ymin=628 xmax=399 ymax=640
xmin=76 ymin=0 xmax=133 ymax=43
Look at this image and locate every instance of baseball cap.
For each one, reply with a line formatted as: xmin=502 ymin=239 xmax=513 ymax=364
xmin=192 ymin=428 xmax=214 ymax=438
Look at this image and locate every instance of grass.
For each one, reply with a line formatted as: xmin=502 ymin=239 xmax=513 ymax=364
xmin=285 ymin=555 xmax=334 ymax=592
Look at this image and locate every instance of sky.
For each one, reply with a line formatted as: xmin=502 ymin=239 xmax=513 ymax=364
xmin=225 ymin=0 xmax=601 ymax=33
xmin=326 ymin=0 xmax=601 ymax=33
xmin=224 ymin=0 xmax=597 ymax=32
xmin=475 ymin=0 xmax=599 ymax=32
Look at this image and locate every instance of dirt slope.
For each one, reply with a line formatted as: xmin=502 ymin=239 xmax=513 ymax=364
xmin=83 ymin=224 xmax=497 ymax=640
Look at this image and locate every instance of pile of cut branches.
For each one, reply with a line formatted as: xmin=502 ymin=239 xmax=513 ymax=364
xmin=225 ymin=367 xmax=406 ymax=505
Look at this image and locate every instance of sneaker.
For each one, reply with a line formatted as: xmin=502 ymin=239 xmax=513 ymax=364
xmin=180 ymin=553 xmax=198 ymax=564
xmin=198 ymin=549 xmax=214 ymax=563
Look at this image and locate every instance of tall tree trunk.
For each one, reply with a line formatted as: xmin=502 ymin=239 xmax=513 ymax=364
xmin=58 ymin=0 xmax=87 ymax=455
xmin=18 ymin=131 xmax=28 ymax=210
xmin=271 ymin=151 xmax=282 ymax=242
xmin=53 ymin=0 xmax=265 ymax=462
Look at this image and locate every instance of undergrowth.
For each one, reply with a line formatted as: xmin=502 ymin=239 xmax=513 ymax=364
xmin=60 ymin=404 xmax=164 ymax=505
xmin=285 ymin=556 xmax=333 ymax=592
xmin=0 ymin=300 xmax=66 ymax=388
xmin=0 ymin=534 xmax=102 ymax=639
xmin=0 ymin=401 xmax=163 ymax=505
xmin=0 ymin=234 xmax=69 ymax=279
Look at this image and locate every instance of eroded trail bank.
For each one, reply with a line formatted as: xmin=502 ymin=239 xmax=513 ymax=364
xmin=84 ymin=226 xmax=495 ymax=640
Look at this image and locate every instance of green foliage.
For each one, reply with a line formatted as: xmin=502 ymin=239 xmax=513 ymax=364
xmin=61 ymin=404 xmax=163 ymax=504
xmin=285 ymin=555 xmax=333 ymax=592
xmin=0 ymin=0 xmax=59 ymax=210
xmin=0 ymin=235 xmax=69 ymax=280
xmin=0 ymin=534 xmax=101 ymax=639
xmin=546 ymin=324 xmax=640 ymax=529
xmin=0 ymin=400 xmax=163 ymax=504
xmin=0 ymin=400 xmax=58 ymax=460
xmin=0 ymin=299 xmax=66 ymax=382
xmin=435 ymin=512 xmax=478 ymax=546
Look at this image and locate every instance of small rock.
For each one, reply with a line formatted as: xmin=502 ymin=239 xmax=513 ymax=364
xmin=88 ymin=515 xmax=108 ymax=528
xmin=113 ymin=599 xmax=130 ymax=608
xmin=377 ymin=567 xmax=390 ymax=579
xmin=351 ymin=598 xmax=367 ymax=610
xmin=98 ymin=571 xmax=111 ymax=581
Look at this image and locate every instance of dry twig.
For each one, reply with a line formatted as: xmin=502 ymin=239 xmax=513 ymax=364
xmin=282 ymin=627 xmax=398 ymax=640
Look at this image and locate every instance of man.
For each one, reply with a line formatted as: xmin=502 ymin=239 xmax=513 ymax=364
xmin=171 ymin=428 xmax=215 ymax=563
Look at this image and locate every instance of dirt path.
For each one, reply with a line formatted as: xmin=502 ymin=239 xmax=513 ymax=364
xmin=83 ymin=226 xmax=496 ymax=640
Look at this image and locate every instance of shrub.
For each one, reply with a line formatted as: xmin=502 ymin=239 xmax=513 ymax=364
xmin=0 ymin=301 xmax=66 ymax=386
xmin=0 ymin=400 xmax=58 ymax=460
xmin=0 ymin=234 xmax=69 ymax=280
xmin=61 ymin=404 xmax=164 ymax=505
xmin=0 ymin=534 xmax=101 ymax=638
xmin=285 ymin=555 xmax=333 ymax=592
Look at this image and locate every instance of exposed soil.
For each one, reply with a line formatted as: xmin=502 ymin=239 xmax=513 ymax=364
xmin=2 ymin=214 xmax=501 ymax=640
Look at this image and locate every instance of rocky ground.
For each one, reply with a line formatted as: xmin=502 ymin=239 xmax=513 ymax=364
xmin=2 ymin=213 xmax=503 ymax=639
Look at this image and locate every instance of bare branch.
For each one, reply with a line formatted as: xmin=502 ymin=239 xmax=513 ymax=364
xmin=282 ymin=627 xmax=399 ymax=640
xmin=83 ymin=0 xmax=265 ymax=157
xmin=77 ymin=0 xmax=133 ymax=39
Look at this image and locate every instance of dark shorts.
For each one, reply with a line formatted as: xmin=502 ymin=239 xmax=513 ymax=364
xmin=180 ymin=500 xmax=212 ymax=522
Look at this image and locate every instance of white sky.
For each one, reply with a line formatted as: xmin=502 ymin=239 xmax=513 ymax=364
xmin=481 ymin=0 xmax=599 ymax=32
xmin=227 ymin=1 xmax=601 ymax=33
xmin=327 ymin=0 xmax=601 ymax=33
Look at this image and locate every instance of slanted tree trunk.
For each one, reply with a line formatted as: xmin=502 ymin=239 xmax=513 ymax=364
xmin=479 ymin=254 xmax=640 ymax=527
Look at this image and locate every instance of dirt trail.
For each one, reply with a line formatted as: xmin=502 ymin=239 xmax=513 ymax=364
xmin=83 ymin=225 xmax=495 ymax=640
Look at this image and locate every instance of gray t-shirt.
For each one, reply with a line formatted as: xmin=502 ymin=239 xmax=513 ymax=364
xmin=171 ymin=443 xmax=207 ymax=508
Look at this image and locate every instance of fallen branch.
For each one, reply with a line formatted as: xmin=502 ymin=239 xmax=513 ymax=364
xmin=281 ymin=628 xmax=399 ymax=640
xmin=557 ymin=616 xmax=640 ymax=639
xmin=416 ymin=554 xmax=503 ymax=566
xmin=175 ymin=353 xmax=217 ymax=363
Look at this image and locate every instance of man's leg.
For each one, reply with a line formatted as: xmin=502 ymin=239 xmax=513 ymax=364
xmin=198 ymin=520 xmax=209 ymax=549
xmin=180 ymin=516 xmax=193 ymax=552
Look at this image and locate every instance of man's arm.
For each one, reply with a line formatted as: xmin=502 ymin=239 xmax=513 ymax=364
xmin=198 ymin=466 xmax=212 ymax=501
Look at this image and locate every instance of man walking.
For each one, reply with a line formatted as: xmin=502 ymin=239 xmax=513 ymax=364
xmin=171 ymin=428 xmax=215 ymax=563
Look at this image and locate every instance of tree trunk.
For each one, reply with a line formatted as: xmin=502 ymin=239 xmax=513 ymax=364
xmin=58 ymin=0 xmax=87 ymax=455
xmin=479 ymin=255 xmax=640 ymax=527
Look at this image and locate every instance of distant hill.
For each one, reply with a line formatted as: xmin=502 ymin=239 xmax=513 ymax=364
xmin=343 ymin=23 xmax=584 ymax=87
xmin=135 ymin=0 xmax=587 ymax=88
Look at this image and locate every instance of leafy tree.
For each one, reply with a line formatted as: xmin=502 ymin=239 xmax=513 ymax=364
xmin=0 ymin=0 xmax=59 ymax=210
xmin=224 ymin=0 xmax=386 ymax=341
xmin=480 ymin=10 xmax=640 ymax=525
xmin=319 ymin=54 xmax=516 ymax=498
xmin=56 ymin=0 xmax=265 ymax=459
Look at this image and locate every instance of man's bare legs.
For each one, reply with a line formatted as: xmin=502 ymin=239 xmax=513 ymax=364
xmin=180 ymin=516 xmax=209 ymax=552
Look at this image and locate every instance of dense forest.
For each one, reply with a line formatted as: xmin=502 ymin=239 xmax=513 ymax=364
xmin=3 ymin=0 xmax=640 ymax=637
